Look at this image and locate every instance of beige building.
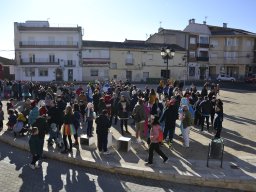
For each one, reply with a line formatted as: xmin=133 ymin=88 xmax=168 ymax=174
xmin=209 ymin=24 xmax=256 ymax=79
xmin=82 ymin=40 xmax=186 ymax=82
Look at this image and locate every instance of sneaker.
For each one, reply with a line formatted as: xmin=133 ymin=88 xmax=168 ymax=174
xmin=163 ymin=158 xmax=169 ymax=163
xmin=145 ymin=162 xmax=153 ymax=166
xmin=29 ymin=164 xmax=35 ymax=170
xmin=103 ymin=151 xmax=110 ymax=155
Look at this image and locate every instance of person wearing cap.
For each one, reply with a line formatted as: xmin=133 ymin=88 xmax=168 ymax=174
xmin=199 ymin=96 xmax=212 ymax=132
xmin=28 ymin=100 xmax=39 ymax=127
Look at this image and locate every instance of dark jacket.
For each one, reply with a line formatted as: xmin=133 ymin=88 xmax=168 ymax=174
xmin=132 ymin=103 xmax=146 ymax=123
xmin=199 ymin=99 xmax=212 ymax=115
xmin=160 ymin=104 xmax=178 ymax=124
xmin=151 ymin=102 xmax=163 ymax=117
xmin=96 ymin=114 xmax=111 ymax=135
xmin=29 ymin=134 xmax=41 ymax=155
xmin=33 ymin=116 xmax=48 ymax=139
xmin=117 ymin=100 xmax=129 ymax=119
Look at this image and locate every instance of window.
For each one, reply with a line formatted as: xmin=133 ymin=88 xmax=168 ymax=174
xmin=189 ymin=67 xmax=195 ymax=77
xmin=224 ymin=52 xmax=237 ymax=60
xmin=25 ymin=68 xmax=35 ymax=77
xmin=67 ymin=60 xmax=73 ymax=65
xmin=147 ymin=54 xmax=153 ymax=60
xmin=189 ymin=51 xmax=196 ymax=58
xmin=199 ymin=36 xmax=209 ymax=44
xmin=225 ymin=38 xmax=238 ymax=46
xmin=161 ymin=70 xmax=170 ymax=79
xmin=126 ymin=53 xmax=133 ymax=64
xmin=91 ymin=69 xmax=98 ymax=76
xmin=49 ymin=54 xmax=55 ymax=63
xmin=110 ymin=63 xmax=117 ymax=69
xmin=210 ymin=40 xmax=218 ymax=47
xmin=190 ymin=37 xmax=196 ymax=44
xmin=39 ymin=68 xmax=48 ymax=76
xmin=246 ymin=40 xmax=253 ymax=47
xmin=143 ymin=72 xmax=149 ymax=79
xmin=29 ymin=53 xmax=35 ymax=63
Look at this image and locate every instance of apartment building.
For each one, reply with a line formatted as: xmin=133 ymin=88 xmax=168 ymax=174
xmin=82 ymin=40 xmax=186 ymax=82
xmin=184 ymin=19 xmax=211 ymax=80
xmin=14 ymin=20 xmax=83 ymax=82
xmin=209 ymin=24 xmax=256 ymax=79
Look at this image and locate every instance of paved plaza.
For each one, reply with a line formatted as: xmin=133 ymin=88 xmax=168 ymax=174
xmin=0 ymin=87 xmax=255 ymax=191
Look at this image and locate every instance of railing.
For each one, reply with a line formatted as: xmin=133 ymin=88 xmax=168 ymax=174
xmin=197 ymin=57 xmax=209 ymax=61
xmin=197 ymin=43 xmax=209 ymax=48
xmin=19 ymin=41 xmax=79 ymax=48
xmin=125 ymin=58 xmax=134 ymax=65
xmin=20 ymin=58 xmax=59 ymax=65
xmin=63 ymin=60 xmax=76 ymax=67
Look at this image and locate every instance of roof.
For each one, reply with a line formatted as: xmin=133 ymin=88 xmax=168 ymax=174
xmin=82 ymin=40 xmax=186 ymax=51
xmin=0 ymin=56 xmax=15 ymax=65
xmin=184 ymin=23 xmax=211 ymax=35
xmin=208 ymin=25 xmax=256 ymax=36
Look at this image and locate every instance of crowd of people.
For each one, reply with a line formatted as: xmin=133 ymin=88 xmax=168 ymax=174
xmin=0 ymin=79 xmax=224 ymax=168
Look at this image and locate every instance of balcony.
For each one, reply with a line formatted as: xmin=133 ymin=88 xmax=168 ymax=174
xmin=125 ymin=58 xmax=134 ymax=65
xmin=19 ymin=41 xmax=79 ymax=48
xmin=189 ymin=57 xmax=197 ymax=62
xmin=188 ymin=44 xmax=197 ymax=50
xmin=63 ymin=60 xmax=76 ymax=67
xmin=20 ymin=58 xmax=59 ymax=65
xmin=82 ymin=58 xmax=110 ymax=66
xmin=197 ymin=43 xmax=209 ymax=48
xmin=197 ymin=57 xmax=209 ymax=62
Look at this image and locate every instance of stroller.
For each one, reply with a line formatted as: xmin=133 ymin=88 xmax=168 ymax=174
xmin=48 ymin=123 xmax=63 ymax=148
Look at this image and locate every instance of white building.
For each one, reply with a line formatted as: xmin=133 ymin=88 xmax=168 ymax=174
xmin=14 ymin=20 xmax=83 ymax=82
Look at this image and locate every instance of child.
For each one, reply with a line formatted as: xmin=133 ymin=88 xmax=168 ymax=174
xmin=13 ymin=113 xmax=27 ymax=137
xmin=181 ymin=105 xmax=192 ymax=148
xmin=6 ymin=109 xmax=17 ymax=131
xmin=73 ymin=103 xmax=82 ymax=145
xmin=145 ymin=116 xmax=168 ymax=166
xmin=0 ymin=106 xmax=4 ymax=130
xmin=29 ymin=127 xmax=41 ymax=169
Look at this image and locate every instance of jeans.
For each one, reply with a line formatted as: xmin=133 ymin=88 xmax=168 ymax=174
xmin=148 ymin=142 xmax=168 ymax=164
xmin=87 ymin=120 xmax=93 ymax=136
xmin=120 ymin=119 xmax=128 ymax=135
xmin=97 ymin=133 xmax=108 ymax=152
xmin=31 ymin=154 xmax=40 ymax=165
xmin=182 ymin=127 xmax=190 ymax=147
xmin=163 ymin=121 xmax=176 ymax=142
xmin=201 ymin=115 xmax=209 ymax=131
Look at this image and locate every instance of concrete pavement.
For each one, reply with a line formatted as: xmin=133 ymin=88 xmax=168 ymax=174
xmin=0 ymin=89 xmax=255 ymax=191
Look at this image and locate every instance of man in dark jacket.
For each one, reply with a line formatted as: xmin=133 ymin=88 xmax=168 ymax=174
xmin=160 ymin=99 xmax=178 ymax=147
xmin=96 ymin=110 xmax=111 ymax=154
xmin=199 ymin=96 xmax=212 ymax=131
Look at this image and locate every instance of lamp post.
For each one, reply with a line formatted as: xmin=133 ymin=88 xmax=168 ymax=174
xmin=161 ymin=46 xmax=175 ymax=80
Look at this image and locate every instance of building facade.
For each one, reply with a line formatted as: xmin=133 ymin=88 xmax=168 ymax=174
xmin=82 ymin=40 xmax=186 ymax=82
xmin=14 ymin=21 xmax=83 ymax=82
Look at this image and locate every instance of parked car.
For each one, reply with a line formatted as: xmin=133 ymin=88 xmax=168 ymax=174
xmin=216 ymin=74 xmax=236 ymax=82
xmin=245 ymin=74 xmax=256 ymax=83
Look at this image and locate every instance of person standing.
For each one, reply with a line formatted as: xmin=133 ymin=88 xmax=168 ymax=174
xmin=61 ymin=106 xmax=76 ymax=154
xmin=181 ymin=105 xmax=192 ymax=148
xmin=214 ymin=99 xmax=224 ymax=138
xmin=117 ymin=95 xmax=130 ymax=135
xmin=84 ymin=102 xmax=95 ymax=137
xmin=132 ymin=99 xmax=146 ymax=143
xmin=29 ymin=127 xmax=41 ymax=169
xmin=96 ymin=110 xmax=111 ymax=154
xmin=199 ymin=96 xmax=212 ymax=132
xmin=145 ymin=116 xmax=168 ymax=166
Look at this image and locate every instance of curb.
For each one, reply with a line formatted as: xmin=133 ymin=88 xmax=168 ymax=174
xmin=0 ymin=134 xmax=255 ymax=191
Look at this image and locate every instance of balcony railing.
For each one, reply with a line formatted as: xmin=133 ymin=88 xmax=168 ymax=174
xmin=189 ymin=57 xmax=197 ymax=62
xmin=19 ymin=41 xmax=79 ymax=48
xmin=197 ymin=43 xmax=209 ymax=48
xmin=63 ymin=60 xmax=76 ymax=67
xmin=197 ymin=57 xmax=209 ymax=61
xmin=20 ymin=58 xmax=59 ymax=65
xmin=125 ymin=58 xmax=134 ymax=65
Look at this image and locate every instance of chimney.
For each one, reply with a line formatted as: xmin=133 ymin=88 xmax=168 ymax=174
xmin=223 ymin=23 xmax=227 ymax=28
xmin=191 ymin=18 xmax=195 ymax=24
xmin=203 ymin=21 xmax=206 ymax=25
xmin=189 ymin=19 xmax=192 ymax=24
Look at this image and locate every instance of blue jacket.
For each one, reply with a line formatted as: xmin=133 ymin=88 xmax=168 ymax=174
xmin=28 ymin=106 xmax=39 ymax=125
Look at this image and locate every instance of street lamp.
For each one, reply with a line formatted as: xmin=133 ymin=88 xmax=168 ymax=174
xmin=161 ymin=46 xmax=175 ymax=79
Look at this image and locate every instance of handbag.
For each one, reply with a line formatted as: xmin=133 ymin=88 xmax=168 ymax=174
xmin=158 ymin=128 xmax=164 ymax=142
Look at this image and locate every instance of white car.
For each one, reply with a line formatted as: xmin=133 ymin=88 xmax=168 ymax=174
xmin=217 ymin=74 xmax=236 ymax=82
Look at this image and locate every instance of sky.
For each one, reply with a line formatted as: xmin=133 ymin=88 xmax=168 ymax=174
xmin=0 ymin=0 xmax=256 ymax=59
